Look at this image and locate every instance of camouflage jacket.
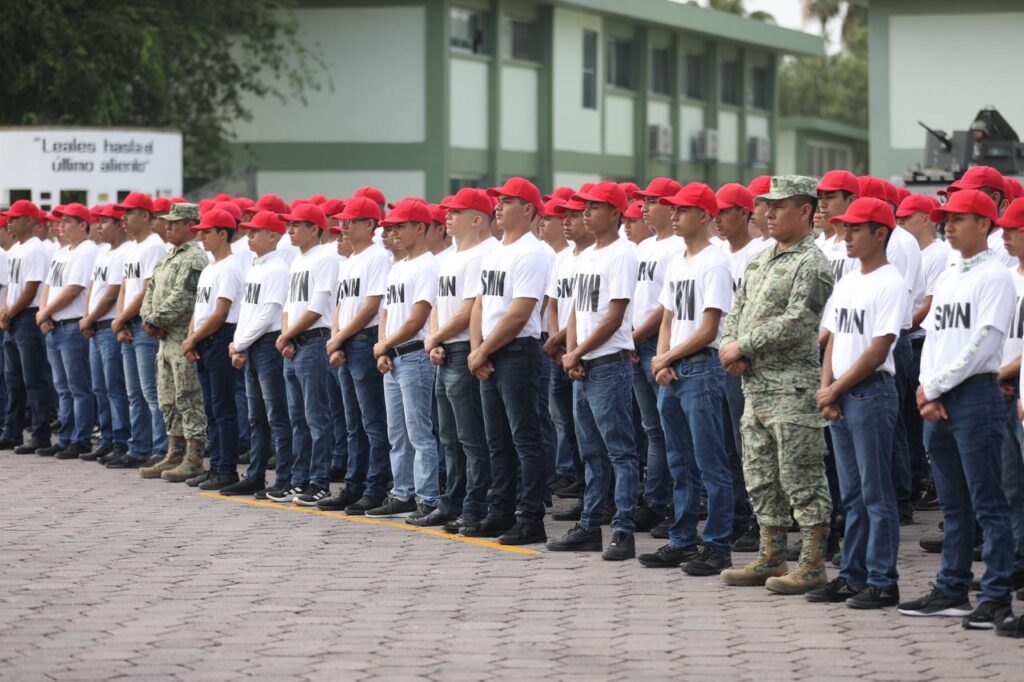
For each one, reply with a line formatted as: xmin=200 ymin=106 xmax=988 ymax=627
xmin=722 ymin=235 xmax=834 ymax=393
xmin=140 ymin=240 xmax=207 ymax=338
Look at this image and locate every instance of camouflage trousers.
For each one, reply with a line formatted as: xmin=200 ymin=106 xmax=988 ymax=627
xmin=157 ymin=337 xmax=207 ymax=441
xmin=740 ymin=390 xmax=832 ymax=528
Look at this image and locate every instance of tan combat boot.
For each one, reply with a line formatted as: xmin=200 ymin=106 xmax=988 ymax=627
xmin=161 ymin=439 xmax=206 ymax=483
xmin=720 ymin=525 xmax=789 ymax=586
xmin=765 ymin=524 xmax=829 ymax=594
xmin=139 ymin=436 xmax=186 ymax=479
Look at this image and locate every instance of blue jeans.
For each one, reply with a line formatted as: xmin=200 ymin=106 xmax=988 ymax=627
xmin=724 ymin=374 xmax=754 ymax=529
xmin=195 ymin=324 xmax=239 ymax=474
xmin=830 ymin=373 xmax=900 ymax=591
xmin=907 ymin=337 xmax=928 ymax=495
xmin=574 ymin=357 xmax=639 ymax=533
xmin=4 ymin=310 xmax=52 ymax=443
xmin=235 ymin=366 xmax=250 ymax=451
xmin=890 ymin=332 xmax=913 ymax=517
xmin=340 ymin=329 xmax=390 ymax=498
xmin=383 ymin=349 xmax=439 ymax=506
xmin=1000 ymin=397 xmax=1024 ymax=571
xmin=122 ymin=319 xmax=166 ymax=460
xmin=326 ymin=368 xmax=349 ymax=472
xmin=549 ymin=360 xmax=582 ymax=481
xmin=634 ymin=338 xmax=670 ymax=513
xmin=436 ymin=348 xmax=489 ymax=517
xmin=657 ymin=353 xmax=733 ymax=552
xmin=283 ymin=330 xmax=332 ymax=488
xmin=46 ymin=321 xmax=95 ymax=447
xmin=924 ymin=374 xmax=1014 ymax=604
xmin=244 ymin=334 xmax=293 ymax=485
xmin=480 ymin=337 xmax=547 ymax=524
xmin=536 ymin=338 xmax=556 ymax=486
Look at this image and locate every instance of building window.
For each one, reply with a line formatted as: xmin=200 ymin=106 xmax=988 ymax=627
xmin=682 ymin=54 xmax=704 ymax=100
xmin=649 ymin=47 xmax=671 ymax=96
xmin=749 ymin=66 xmax=770 ymax=109
xmin=721 ymin=60 xmax=740 ymax=105
xmin=582 ymin=30 xmax=598 ymax=109
xmin=606 ymin=37 xmax=633 ymax=90
xmin=450 ymin=176 xmax=486 ymax=195
xmin=503 ymin=17 xmax=536 ymax=61
xmin=60 ymin=190 xmax=88 ymax=205
xmin=808 ymin=143 xmax=851 ymax=178
xmin=451 ymin=7 xmax=486 ymax=55
xmin=8 ymin=188 xmax=31 ymax=204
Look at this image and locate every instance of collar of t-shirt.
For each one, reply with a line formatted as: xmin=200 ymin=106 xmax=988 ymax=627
xmin=958 ymin=248 xmax=992 ymax=273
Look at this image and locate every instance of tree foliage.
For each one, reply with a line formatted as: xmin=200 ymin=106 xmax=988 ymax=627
xmin=0 ymin=0 xmax=324 ymax=186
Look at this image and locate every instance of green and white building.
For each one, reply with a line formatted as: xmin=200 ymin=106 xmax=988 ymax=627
xmin=230 ymin=0 xmax=823 ymax=201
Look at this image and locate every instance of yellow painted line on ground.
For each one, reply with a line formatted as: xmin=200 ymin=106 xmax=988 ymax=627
xmin=198 ymin=492 xmax=542 ymax=556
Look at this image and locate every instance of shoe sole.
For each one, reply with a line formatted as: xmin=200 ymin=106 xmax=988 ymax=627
xmin=266 ymin=496 xmax=297 ymax=503
xmin=498 ymin=536 xmax=547 ymax=546
xmin=602 ymin=552 xmax=636 ymax=561
xmin=848 ymin=600 xmax=898 ymax=610
xmin=962 ymin=621 xmax=997 ymax=630
xmin=293 ymin=499 xmax=326 ymax=507
xmin=898 ymin=607 xmax=972 ymax=617
xmin=637 ymin=559 xmax=684 ymax=568
xmin=683 ymin=565 xmax=732 ymax=577
xmin=547 ymin=544 xmax=603 ymax=552
xmin=365 ymin=511 xmax=415 ymax=518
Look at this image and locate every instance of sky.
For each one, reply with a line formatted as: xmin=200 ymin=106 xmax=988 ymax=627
xmin=676 ymin=0 xmax=847 ymax=53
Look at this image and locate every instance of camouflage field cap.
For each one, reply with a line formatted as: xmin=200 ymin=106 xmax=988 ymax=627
xmin=758 ymin=175 xmax=818 ymax=201
xmin=161 ymin=202 xmax=200 ymax=222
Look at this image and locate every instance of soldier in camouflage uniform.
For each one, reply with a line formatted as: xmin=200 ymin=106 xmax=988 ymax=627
xmin=135 ymin=203 xmax=210 ymax=482
xmin=717 ymin=176 xmax=835 ymax=594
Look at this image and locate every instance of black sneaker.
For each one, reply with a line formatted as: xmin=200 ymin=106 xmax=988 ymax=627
xmin=256 ymin=481 xmax=288 ymax=500
xmin=80 ymin=444 xmax=111 ymax=462
xmin=142 ymin=454 xmax=163 ymax=468
xmin=638 ymin=543 xmax=700 ymax=568
xmin=345 ymin=495 xmax=385 ymax=515
xmin=443 ymin=514 xmax=475 ymax=535
xmin=914 ymin=486 xmax=940 ymax=511
xmin=186 ymin=470 xmax=211 ymax=487
xmin=36 ymin=444 xmax=64 ymax=457
xmin=602 ymin=531 xmax=635 ymax=561
xmin=267 ymin=484 xmax=306 ymax=503
xmin=634 ymin=503 xmax=662 ymax=533
xmin=460 ymin=514 xmax=515 ymax=538
xmin=98 ymin=447 xmax=125 ymax=465
xmin=364 ymin=494 xmax=418 ymax=518
xmin=329 ymin=465 xmax=346 ymax=483
xmin=14 ymin=440 xmax=49 ymax=455
xmin=919 ymin=535 xmax=943 ymax=553
xmin=732 ymin=525 xmax=759 ymax=553
xmin=962 ymin=601 xmax=1013 ymax=630
xmin=199 ymin=471 xmax=240 ymax=491
xmin=899 ymin=511 xmax=914 ymax=526
xmin=498 ymin=519 xmax=547 ymax=546
xmin=650 ymin=513 xmax=671 ymax=539
xmin=549 ymin=474 xmax=574 ymax=494
xmin=219 ymin=478 xmax=265 ymax=497
xmin=995 ymin=613 xmax=1024 ymax=638
xmin=55 ymin=443 xmax=90 ymax=460
xmin=404 ymin=502 xmax=437 ymax=523
xmin=408 ymin=506 xmax=451 ymax=527
xmin=807 ymin=577 xmax=860 ymax=603
xmin=848 ymin=584 xmax=900 ymax=610
xmin=317 ymin=488 xmax=360 ymax=511
xmin=294 ymin=484 xmax=330 ymax=507
xmin=552 ymin=500 xmax=583 ymax=522
xmin=0 ymin=437 xmax=22 ymax=450
xmin=554 ymin=481 xmax=583 ymax=499
xmin=682 ymin=545 xmax=732 ymax=576
xmin=898 ymin=587 xmax=972 ymax=617
xmin=547 ymin=524 xmax=603 ymax=552
xmin=106 ymin=454 xmax=144 ymax=469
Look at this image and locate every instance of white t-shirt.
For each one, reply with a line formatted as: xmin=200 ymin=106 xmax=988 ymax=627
xmin=232 ymin=238 xmax=254 ymax=275
xmin=42 ymin=239 xmax=57 ymax=261
xmin=632 ymin=235 xmax=686 ymax=330
xmin=911 ymin=240 xmax=951 ymax=340
xmin=276 ymin=236 xmax=299 ymax=266
xmin=0 ymin=249 xmax=8 ymax=301
xmin=823 ymin=265 xmax=909 ymax=379
xmin=989 ymin=229 xmax=1018 ymax=268
xmin=658 ymin=243 xmax=732 ymax=350
xmin=814 ymin=232 xmax=828 ymax=251
xmin=546 ymin=245 xmax=590 ymax=332
xmin=721 ymin=238 xmax=770 ymax=293
xmin=572 ymin=237 xmax=638 ymax=360
xmin=286 ymin=244 xmax=338 ymax=330
xmin=233 ymin=251 xmax=290 ymax=350
xmin=335 ymin=243 xmax=391 ymax=331
xmin=45 ymin=240 xmax=98 ymax=320
xmin=823 ymin=235 xmax=858 ymax=285
xmin=193 ymin=256 xmax=244 ymax=328
xmin=921 ymin=257 xmax=1015 ymax=383
xmin=122 ymin=233 xmax=167 ymax=308
xmin=88 ymin=242 xmax=128 ymax=322
xmin=886 ymin=226 xmax=923 ymax=329
xmin=435 ymin=239 xmax=494 ymax=344
xmin=476 ymin=231 xmax=552 ymax=341
xmin=5 ymin=237 xmax=51 ymax=309
xmin=384 ymin=251 xmax=438 ymax=342
xmin=1001 ymin=268 xmax=1024 ymax=366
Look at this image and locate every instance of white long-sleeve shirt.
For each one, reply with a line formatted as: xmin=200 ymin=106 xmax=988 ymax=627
xmin=232 ymin=251 xmax=289 ymax=352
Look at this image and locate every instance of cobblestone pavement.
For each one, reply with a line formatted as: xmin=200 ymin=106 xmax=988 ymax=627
xmin=1 ymin=451 xmax=1022 ymax=682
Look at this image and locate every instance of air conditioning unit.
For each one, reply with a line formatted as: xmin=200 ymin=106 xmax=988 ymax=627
xmin=748 ymin=136 xmax=770 ymax=166
xmin=647 ymin=124 xmax=673 ymax=160
xmin=693 ymin=128 xmax=719 ymax=161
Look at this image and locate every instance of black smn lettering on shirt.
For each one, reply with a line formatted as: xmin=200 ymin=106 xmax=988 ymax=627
xmin=124 ymin=261 xmax=141 ymax=279
xmin=830 ymin=258 xmax=846 ymax=283
xmin=243 ymin=282 xmax=261 ymax=304
xmin=669 ymin=280 xmax=696 ymax=321
xmin=574 ymin=273 xmax=601 ymax=313
xmin=556 ymin=277 xmax=575 ymax=299
xmin=9 ymin=259 xmax=21 ymax=283
xmin=834 ymin=307 xmax=865 ymax=335
xmin=1011 ymin=295 xmax=1024 ymax=340
xmin=638 ymin=261 xmax=657 ymax=282
xmin=336 ymin=278 xmax=359 ymax=304
xmin=438 ymin=275 xmax=456 ymax=297
xmin=387 ymin=283 xmax=405 ymax=305
xmin=92 ymin=265 xmax=108 ymax=283
xmin=933 ymin=302 xmax=971 ymax=330
xmin=288 ymin=271 xmax=309 ymax=303
xmin=48 ymin=262 xmax=67 ymax=288
xmin=195 ymin=287 xmax=212 ymax=305
xmin=480 ymin=270 xmax=506 ymax=297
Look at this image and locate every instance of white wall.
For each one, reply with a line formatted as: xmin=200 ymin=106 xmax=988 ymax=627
xmin=256 ymin=170 xmax=425 ymax=204
xmin=776 ymin=130 xmax=797 ymax=175
xmin=501 ymin=66 xmax=539 ymax=152
xmin=604 ymin=93 xmax=634 ymax=157
xmin=719 ymin=110 xmax=739 ymax=163
xmin=450 ymin=58 xmax=489 ymax=150
xmin=552 ymin=8 xmax=602 ymax=154
xmin=679 ymin=104 xmax=705 ymax=162
xmin=234 ymin=6 xmax=426 ymax=144
xmin=746 ymin=114 xmax=770 ymax=142
xmin=648 ymin=100 xmax=671 ymax=129
xmin=888 ymin=13 xmax=1024 ymax=150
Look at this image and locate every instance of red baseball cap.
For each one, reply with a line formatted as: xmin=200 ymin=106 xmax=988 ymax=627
xmin=281 ymin=203 xmax=328 ymax=230
xmin=543 ymin=186 xmax=575 ymax=203
xmin=895 ymin=186 xmax=911 ymax=203
xmin=830 ymin=197 xmax=895 ymax=229
xmin=441 ymin=188 xmax=494 ymax=215
xmin=115 ymin=191 xmax=155 ymax=213
xmin=817 ymin=170 xmax=860 ymax=196
xmin=334 ymin=196 xmax=381 ymax=222
xmin=89 ymin=205 xmax=104 ymax=222
xmin=213 ymin=193 xmax=232 ymax=202
xmin=748 ymin=175 xmax=772 ymax=198
xmin=623 ymin=200 xmax=645 ymax=220
xmin=213 ymin=201 xmax=243 ymax=223
xmin=659 ymin=182 xmax=719 ymax=217
xmin=353 ymin=186 xmax=387 ymax=207
xmin=429 ymin=203 xmax=448 ymax=225
xmin=239 ymin=210 xmax=286 ymax=234
xmin=1003 ymin=177 xmax=1023 ymax=201
xmin=255 ymin=194 xmax=290 ymax=215
xmin=488 ymin=177 xmax=543 ymax=213
xmin=320 ymin=199 xmax=346 ymax=220
xmin=97 ymin=204 xmax=125 ymax=220
xmin=53 ymin=203 xmax=93 ymax=223
xmin=881 ymin=180 xmax=901 ymax=207
xmin=153 ymin=198 xmax=172 ymax=214
xmin=633 ymin=177 xmax=682 ymax=200
xmin=0 ymin=215 xmax=6 ymax=228
xmin=192 ymin=208 xmax=237 ymax=232
xmin=716 ymin=183 xmax=754 ymax=212
xmin=578 ymin=182 xmax=595 ymax=194
xmin=857 ymin=176 xmax=888 ymax=202
xmin=618 ymin=181 xmax=641 ymax=200
xmin=895 ymin=194 xmax=940 ymax=219
xmin=232 ymin=197 xmax=255 ymax=211
xmin=168 ymin=196 xmax=187 ymax=204
xmin=307 ymin=194 xmax=327 ymax=206
xmin=388 ymin=196 xmax=425 ymax=210
xmin=381 ymin=197 xmax=434 ymax=227
xmin=998 ymin=198 xmax=1024 ymax=230
xmin=573 ymin=180 xmax=628 ymax=214
xmin=290 ymin=197 xmax=308 ymax=210
xmin=560 ymin=197 xmax=586 ymax=213
xmin=929 ymin=189 xmax=999 ymax=224
xmin=945 ymin=165 xmax=1006 ymax=196
xmin=198 ymin=198 xmax=216 ymax=213
xmin=1 ymin=200 xmax=44 ymax=220
xmin=541 ymin=197 xmax=567 ymax=218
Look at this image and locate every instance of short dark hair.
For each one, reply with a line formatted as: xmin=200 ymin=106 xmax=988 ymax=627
xmin=791 ymin=195 xmax=818 ymax=227
xmin=211 ymin=226 xmax=237 ymax=241
xmin=865 ymin=221 xmax=893 ymax=247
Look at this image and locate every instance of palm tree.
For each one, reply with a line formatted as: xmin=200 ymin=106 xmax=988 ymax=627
xmin=702 ymin=0 xmax=776 ymax=23
xmin=802 ymin=0 xmax=843 ymax=35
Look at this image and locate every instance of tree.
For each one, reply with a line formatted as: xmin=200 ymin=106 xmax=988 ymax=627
xmin=691 ymin=0 xmax=776 ymax=23
xmin=0 ymin=0 xmax=324 ymax=187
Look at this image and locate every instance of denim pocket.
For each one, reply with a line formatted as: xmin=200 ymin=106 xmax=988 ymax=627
xmin=587 ymin=360 xmax=628 ymax=385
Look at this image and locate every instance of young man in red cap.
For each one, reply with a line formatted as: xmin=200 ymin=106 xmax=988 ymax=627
xmin=630 ymin=177 xmax=684 ymax=534
xmin=899 ymin=190 xmax=1016 ymax=629
xmin=228 ymin=211 xmax=294 ymax=499
xmin=318 ymin=198 xmax=392 ymax=514
xmin=623 ymin=200 xmax=651 ymax=245
xmin=641 ymin=183 xmax=733 ymax=574
xmin=547 ymin=180 xmax=639 ymax=559
xmin=35 ymin=204 xmax=99 ymax=458
xmin=364 ymin=198 xmax=441 ymax=520
xmin=943 ymin=166 xmax=1014 ymax=267
xmin=747 ymin=175 xmax=773 ymax=245
xmin=0 ymin=200 xmax=54 ymax=453
xmin=816 ymin=171 xmax=860 ymax=284
xmin=465 ymin=177 xmax=553 ymax=544
xmin=811 ymin=197 xmax=908 ymax=609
